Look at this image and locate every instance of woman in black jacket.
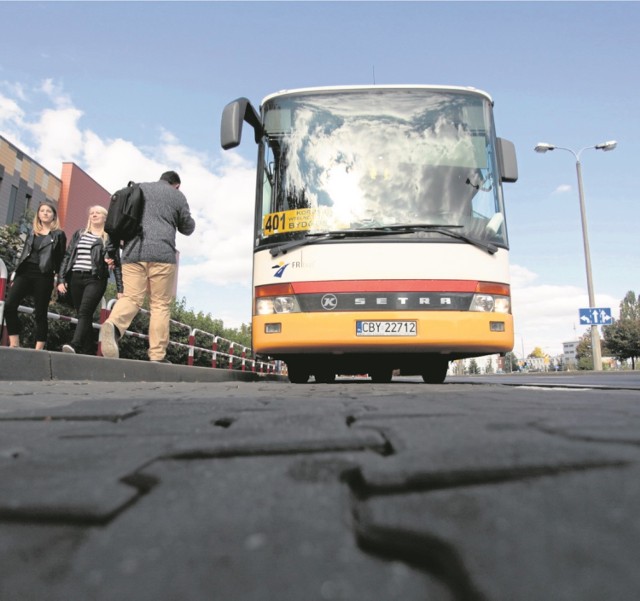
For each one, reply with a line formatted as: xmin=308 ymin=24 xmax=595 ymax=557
xmin=57 ymin=205 xmax=123 ymax=354
xmin=4 ymin=201 xmax=67 ymax=349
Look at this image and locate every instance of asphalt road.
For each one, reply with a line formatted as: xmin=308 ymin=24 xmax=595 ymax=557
xmin=1 ymin=347 xmax=640 ymax=600
xmin=445 ymin=370 xmax=640 ymax=389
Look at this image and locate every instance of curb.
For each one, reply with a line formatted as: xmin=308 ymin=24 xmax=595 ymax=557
xmin=0 ymin=347 xmax=287 ymax=383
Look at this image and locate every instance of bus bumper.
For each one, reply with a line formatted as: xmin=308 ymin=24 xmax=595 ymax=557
xmin=253 ymin=311 xmax=513 ymax=356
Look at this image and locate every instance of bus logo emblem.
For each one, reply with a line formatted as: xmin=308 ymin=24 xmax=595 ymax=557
xmin=272 ymin=262 xmax=289 ymax=278
xmin=321 ymin=294 xmax=338 ymax=311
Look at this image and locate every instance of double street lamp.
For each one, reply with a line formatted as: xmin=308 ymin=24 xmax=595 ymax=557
xmin=534 ymin=140 xmax=617 ymax=371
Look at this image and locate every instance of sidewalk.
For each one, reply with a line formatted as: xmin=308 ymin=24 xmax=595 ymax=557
xmin=1 ymin=375 xmax=639 ymax=600
xmin=0 ymin=346 xmax=285 ymax=383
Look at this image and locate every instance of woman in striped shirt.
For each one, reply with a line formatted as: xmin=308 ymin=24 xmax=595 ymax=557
xmin=57 ymin=206 xmax=123 ymax=354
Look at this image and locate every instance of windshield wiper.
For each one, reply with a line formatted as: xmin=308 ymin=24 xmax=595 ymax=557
xmin=270 ymin=229 xmax=381 ymax=257
xmin=383 ymin=224 xmax=498 ymax=254
xmin=268 ymin=223 xmax=497 ymax=257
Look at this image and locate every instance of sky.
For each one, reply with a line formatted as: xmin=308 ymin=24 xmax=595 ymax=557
xmin=1 ymin=0 xmax=638 ymax=357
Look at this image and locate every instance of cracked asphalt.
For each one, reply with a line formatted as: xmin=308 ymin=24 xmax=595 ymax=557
xmin=1 ymin=372 xmax=639 ymax=600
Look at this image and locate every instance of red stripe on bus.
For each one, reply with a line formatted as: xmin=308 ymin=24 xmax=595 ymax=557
xmin=257 ymin=280 xmax=486 ymax=296
xmin=292 ymin=280 xmax=480 ymax=293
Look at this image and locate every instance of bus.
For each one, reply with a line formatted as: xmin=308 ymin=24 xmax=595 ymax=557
xmin=221 ymin=85 xmax=518 ymax=383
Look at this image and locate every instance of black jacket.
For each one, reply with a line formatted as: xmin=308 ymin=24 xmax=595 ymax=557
xmin=15 ymin=229 xmax=67 ymax=276
xmin=58 ymin=229 xmax=123 ymax=292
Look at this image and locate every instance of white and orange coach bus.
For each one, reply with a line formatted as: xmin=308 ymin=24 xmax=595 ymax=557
xmin=221 ymin=85 xmax=518 ymax=383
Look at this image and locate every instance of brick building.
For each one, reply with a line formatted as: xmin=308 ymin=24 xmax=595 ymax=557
xmin=0 ymin=136 xmax=62 ymax=226
xmin=0 ymin=135 xmax=110 ymax=234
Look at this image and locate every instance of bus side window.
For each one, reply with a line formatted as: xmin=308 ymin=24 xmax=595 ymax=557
xmin=262 ymin=165 xmax=273 ymax=214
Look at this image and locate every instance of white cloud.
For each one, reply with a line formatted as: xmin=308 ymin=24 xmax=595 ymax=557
xmin=29 ymin=106 xmax=84 ymax=166
xmin=83 ymin=133 xmax=158 ymax=189
xmin=2 ymin=82 xmax=28 ymax=102
xmin=0 ymin=91 xmax=26 ymax=147
xmin=509 ymin=264 xmax=538 ymax=288
xmin=510 ymin=264 xmax=619 ymax=356
xmin=0 ymin=94 xmax=24 ymax=123
xmin=554 ymin=184 xmax=572 ymax=194
xmin=40 ymin=78 xmax=73 ymax=108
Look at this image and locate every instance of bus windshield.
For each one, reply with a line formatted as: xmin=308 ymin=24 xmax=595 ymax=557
xmin=259 ymin=88 xmax=508 ymax=248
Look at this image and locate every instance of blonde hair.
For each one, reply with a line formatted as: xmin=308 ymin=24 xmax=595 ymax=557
xmin=33 ymin=203 xmax=61 ymax=234
xmin=84 ymin=205 xmax=109 ymax=243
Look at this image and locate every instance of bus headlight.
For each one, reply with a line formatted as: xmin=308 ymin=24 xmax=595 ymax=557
xmin=274 ymin=296 xmax=300 ymax=313
xmin=493 ymin=296 xmax=511 ymax=313
xmin=256 ymin=298 xmax=275 ymax=315
xmin=470 ymin=294 xmax=494 ymax=312
xmin=256 ymin=296 xmax=301 ymax=315
xmin=470 ymin=294 xmax=510 ymax=313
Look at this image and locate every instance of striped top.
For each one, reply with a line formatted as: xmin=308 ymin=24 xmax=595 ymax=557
xmin=72 ymin=232 xmax=101 ymax=272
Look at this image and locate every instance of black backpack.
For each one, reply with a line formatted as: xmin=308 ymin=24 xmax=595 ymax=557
xmin=105 ymin=181 xmax=145 ymax=246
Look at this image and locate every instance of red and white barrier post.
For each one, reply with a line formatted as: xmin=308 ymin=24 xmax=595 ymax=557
xmin=0 ymin=258 xmax=8 ymax=346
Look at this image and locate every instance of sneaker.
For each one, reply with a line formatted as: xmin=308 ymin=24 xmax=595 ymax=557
xmin=62 ymin=344 xmax=76 ymax=354
xmin=99 ymin=321 xmax=120 ymax=359
xmin=151 ymin=358 xmax=172 ymax=364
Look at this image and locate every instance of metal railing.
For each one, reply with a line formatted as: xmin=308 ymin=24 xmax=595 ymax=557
xmin=102 ymin=299 xmax=276 ymax=374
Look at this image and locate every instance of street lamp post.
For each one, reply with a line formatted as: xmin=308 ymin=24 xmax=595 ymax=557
xmin=534 ymin=140 xmax=617 ymax=371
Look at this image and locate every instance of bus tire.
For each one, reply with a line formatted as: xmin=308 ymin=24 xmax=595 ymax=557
xmin=421 ymin=360 xmax=448 ymax=384
xmin=314 ymin=367 xmax=336 ymax=383
xmin=288 ymin=365 xmax=310 ymax=384
xmin=370 ymin=368 xmax=393 ymax=383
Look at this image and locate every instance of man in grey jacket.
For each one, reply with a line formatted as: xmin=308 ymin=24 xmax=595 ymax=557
xmin=99 ymin=170 xmax=195 ymax=362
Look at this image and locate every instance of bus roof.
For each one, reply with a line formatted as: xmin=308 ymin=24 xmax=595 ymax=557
xmin=261 ymin=85 xmax=494 ymax=106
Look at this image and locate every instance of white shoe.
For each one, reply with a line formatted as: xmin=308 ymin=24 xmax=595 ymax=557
xmin=99 ymin=322 xmax=120 ymax=359
xmin=62 ymin=344 xmax=76 ymax=354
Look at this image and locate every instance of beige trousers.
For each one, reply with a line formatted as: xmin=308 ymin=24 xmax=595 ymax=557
xmin=107 ymin=262 xmax=176 ymax=361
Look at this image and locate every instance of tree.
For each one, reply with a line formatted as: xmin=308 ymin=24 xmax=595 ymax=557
xmin=603 ymin=290 xmax=640 ymax=369
xmin=468 ymin=359 xmax=480 ymax=375
xmin=503 ymin=351 xmax=518 ymax=372
xmin=575 ymin=331 xmax=593 ymax=370
xmin=0 ymin=222 xmax=28 ymax=274
xmin=576 ymin=330 xmax=612 ymax=370
xmin=619 ymin=291 xmax=640 ymax=321
xmin=528 ymin=346 xmax=547 ymax=359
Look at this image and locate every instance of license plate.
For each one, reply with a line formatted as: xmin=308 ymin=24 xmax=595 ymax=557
xmin=356 ymin=320 xmax=417 ymax=336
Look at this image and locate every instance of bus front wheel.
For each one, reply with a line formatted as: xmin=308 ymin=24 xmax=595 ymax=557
xmin=421 ymin=360 xmax=449 ymax=384
xmin=314 ymin=369 xmax=336 ymax=384
xmin=370 ymin=367 xmax=393 ymax=383
xmin=288 ymin=364 xmax=310 ymax=384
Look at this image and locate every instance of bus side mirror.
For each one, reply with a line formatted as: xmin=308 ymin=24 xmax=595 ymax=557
xmin=221 ymin=98 xmax=264 ymax=150
xmin=496 ymin=138 xmax=518 ymax=183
